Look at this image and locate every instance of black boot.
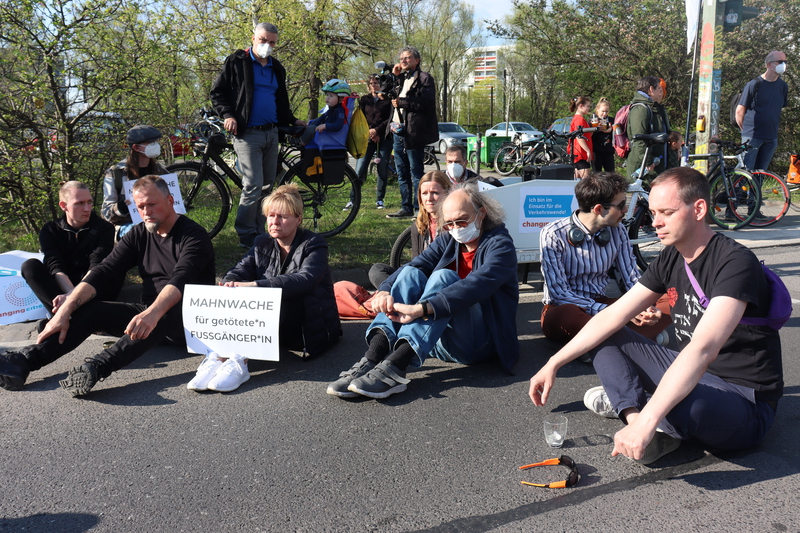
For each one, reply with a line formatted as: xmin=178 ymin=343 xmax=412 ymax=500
xmin=0 ymin=351 xmax=32 ymax=391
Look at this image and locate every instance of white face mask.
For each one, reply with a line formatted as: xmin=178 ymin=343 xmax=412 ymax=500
xmin=446 ymin=162 xmax=465 ymax=180
xmin=143 ymin=142 xmax=161 ymax=159
xmin=775 ymin=62 xmax=787 ymax=75
xmin=256 ymin=42 xmax=273 ymax=59
xmin=450 ymin=219 xmax=481 ymax=244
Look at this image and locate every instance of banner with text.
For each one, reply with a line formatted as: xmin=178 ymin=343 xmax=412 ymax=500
xmin=0 ymin=251 xmax=48 ymax=325
xmin=182 ymin=284 xmax=283 ymax=361
xmin=518 ymin=185 xmax=578 ymax=234
xmin=122 ymin=173 xmax=186 ymax=225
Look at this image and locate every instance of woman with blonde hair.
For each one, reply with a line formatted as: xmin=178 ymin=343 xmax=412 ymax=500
xmin=591 ymin=98 xmax=615 ymax=172
xmin=187 ymin=183 xmax=341 ymax=392
xmin=368 ymin=170 xmax=452 ymax=288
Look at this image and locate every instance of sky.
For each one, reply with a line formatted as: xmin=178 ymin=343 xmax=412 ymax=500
xmin=466 ymin=0 xmax=516 ymax=46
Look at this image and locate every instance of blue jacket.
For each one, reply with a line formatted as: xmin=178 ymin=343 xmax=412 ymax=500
xmin=380 ymin=223 xmax=520 ymax=372
xmin=223 ymin=229 xmax=342 ymax=358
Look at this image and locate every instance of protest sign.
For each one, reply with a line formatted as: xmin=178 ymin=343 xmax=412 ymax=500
xmin=0 ymin=251 xmax=48 ymax=325
xmin=122 ymin=173 xmax=186 ymax=224
xmin=182 ymin=284 xmax=282 ymax=361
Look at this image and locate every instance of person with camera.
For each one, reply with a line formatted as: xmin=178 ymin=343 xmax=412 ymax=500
xmin=385 ymin=46 xmax=438 ymax=219
xmin=355 ymin=74 xmax=394 ymax=209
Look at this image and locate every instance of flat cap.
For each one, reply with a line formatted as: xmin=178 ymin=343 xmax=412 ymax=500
xmin=126 ymin=125 xmax=162 ymax=145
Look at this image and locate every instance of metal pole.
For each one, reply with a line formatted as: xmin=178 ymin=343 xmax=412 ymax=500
xmin=442 ymin=60 xmax=449 ymax=122
xmin=490 ymin=85 xmax=494 ymax=128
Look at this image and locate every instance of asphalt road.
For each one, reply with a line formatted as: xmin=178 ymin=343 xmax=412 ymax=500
xmin=1 ymin=217 xmax=799 ymax=532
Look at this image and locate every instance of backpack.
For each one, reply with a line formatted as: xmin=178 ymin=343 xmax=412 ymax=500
xmin=684 ymin=260 xmax=792 ymax=330
xmin=333 ymin=281 xmax=377 ymax=320
xmin=612 ymin=102 xmax=649 ymax=158
xmin=730 ymin=77 xmax=761 ymax=128
xmin=788 ymin=154 xmax=800 ymax=184
xmin=346 ymin=103 xmax=369 ymax=159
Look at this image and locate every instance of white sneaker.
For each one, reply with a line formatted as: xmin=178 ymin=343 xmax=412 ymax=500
xmin=583 ymin=385 xmax=618 ymax=418
xmin=376 ymin=200 xmax=385 ymax=209
xmin=187 ymin=352 xmax=224 ymax=391
xmin=207 ymin=354 xmax=250 ymax=392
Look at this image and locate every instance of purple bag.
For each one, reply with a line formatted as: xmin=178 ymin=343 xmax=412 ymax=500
xmin=684 ymin=260 xmax=792 ymax=330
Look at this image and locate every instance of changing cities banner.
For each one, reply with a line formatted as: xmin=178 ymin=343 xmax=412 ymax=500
xmin=0 ymin=251 xmax=48 ymax=325
xmin=122 ymin=174 xmax=186 ymax=225
xmin=518 ymin=184 xmax=578 ymax=234
xmin=182 ymin=284 xmax=283 ymax=361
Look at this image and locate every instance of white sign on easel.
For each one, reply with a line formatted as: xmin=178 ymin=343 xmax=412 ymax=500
xmin=0 ymin=250 xmax=48 ymax=325
xmin=518 ymin=184 xmax=579 ymax=234
xmin=122 ymin=173 xmax=186 ymax=224
xmin=182 ymin=284 xmax=283 ymax=361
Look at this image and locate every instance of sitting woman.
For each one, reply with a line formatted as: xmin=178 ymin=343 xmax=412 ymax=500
xmin=368 ymin=170 xmax=452 ymax=289
xmin=188 ymin=184 xmax=342 ymax=392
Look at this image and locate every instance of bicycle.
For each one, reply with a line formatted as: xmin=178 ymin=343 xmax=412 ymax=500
xmin=723 ymin=153 xmax=791 ymax=227
xmin=166 ymin=129 xmax=360 ymax=239
xmin=367 ymin=145 xmax=440 ymax=179
xmin=493 ymin=130 xmax=566 ymax=176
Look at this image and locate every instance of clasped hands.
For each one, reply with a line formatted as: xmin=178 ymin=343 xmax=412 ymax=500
xmin=371 ymin=291 xmax=424 ymax=324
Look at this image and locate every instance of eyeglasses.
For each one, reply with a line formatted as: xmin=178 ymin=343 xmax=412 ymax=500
xmin=603 ymin=198 xmax=626 ymax=211
xmin=442 ymin=213 xmax=476 ymax=231
xmin=399 ymin=56 xmax=414 ymax=62
xmin=772 ymin=60 xmax=787 ymax=65
xmin=519 ymin=455 xmax=579 ymax=488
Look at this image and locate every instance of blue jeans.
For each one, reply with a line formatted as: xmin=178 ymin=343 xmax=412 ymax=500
xmin=367 ymin=267 xmax=493 ymax=369
xmin=355 ymin=138 xmax=393 ymax=202
xmin=393 ymin=135 xmax=425 ymax=212
xmin=741 ymin=136 xmax=778 ymax=171
xmin=589 ymin=327 xmax=776 ymax=451
xmin=232 ymin=128 xmax=279 ymax=241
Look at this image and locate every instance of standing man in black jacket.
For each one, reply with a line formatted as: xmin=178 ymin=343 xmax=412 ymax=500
xmin=385 ymin=46 xmax=438 ymax=218
xmin=355 ymin=74 xmax=394 ymax=209
xmin=210 ymin=22 xmax=307 ymax=248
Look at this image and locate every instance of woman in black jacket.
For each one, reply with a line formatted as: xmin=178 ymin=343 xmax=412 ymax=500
xmin=187 ymin=184 xmax=342 ymax=393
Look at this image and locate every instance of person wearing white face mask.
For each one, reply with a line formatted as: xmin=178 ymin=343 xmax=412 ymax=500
xmin=211 ymin=22 xmax=307 ymax=248
xmin=443 ymin=145 xmax=503 ymax=188
xmin=327 ymin=183 xmax=519 ymax=400
xmin=735 ymin=50 xmax=788 ymax=175
xmin=101 ymin=125 xmax=168 ymax=240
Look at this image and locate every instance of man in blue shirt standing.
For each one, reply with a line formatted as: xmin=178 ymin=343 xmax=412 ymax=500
xmin=211 ymin=22 xmax=307 ymax=248
xmin=735 ymin=50 xmax=788 ymax=172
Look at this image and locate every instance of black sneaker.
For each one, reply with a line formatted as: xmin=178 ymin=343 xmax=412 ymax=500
xmin=386 ymin=209 xmax=413 ymax=219
xmin=326 ymin=357 xmax=376 ymax=398
xmin=347 ymin=360 xmax=410 ymax=399
xmin=0 ymin=351 xmax=31 ymax=391
xmin=59 ymin=362 xmax=100 ymax=397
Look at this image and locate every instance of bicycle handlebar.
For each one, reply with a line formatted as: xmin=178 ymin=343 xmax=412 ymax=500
xmin=546 ymin=126 xmax=598 ymax=140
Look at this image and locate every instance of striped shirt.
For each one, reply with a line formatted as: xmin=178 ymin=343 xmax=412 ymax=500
xmin=540 ymin=213 xmax=640 ymax=314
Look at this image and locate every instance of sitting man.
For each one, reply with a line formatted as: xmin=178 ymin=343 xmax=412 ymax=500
xmin=444 ymin=145 xmax=503 ymax=188
xmin=328 ymin=183 xmax=519 ymax=399
xmin=22 ymin=181 xmax=120 ymax=314
xmin=540 ymin=171 xmax=671 ymax=347
xmin=0 ymin=176 xmax=216 ymax=397
xmin=529 ymin=167 xmax=783 ymax=465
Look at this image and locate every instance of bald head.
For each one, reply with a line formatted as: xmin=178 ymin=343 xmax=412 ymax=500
xmin=765 ymin=50 xmax=786 ymax=66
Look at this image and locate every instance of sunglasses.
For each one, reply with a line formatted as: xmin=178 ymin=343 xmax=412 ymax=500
xmin=603 ymin=198 xmax=626 ymax=211
xmin=442 ymin=212 xmax=477 ymax=231
xmin=519 ymin=455 xmax=580 ymax=488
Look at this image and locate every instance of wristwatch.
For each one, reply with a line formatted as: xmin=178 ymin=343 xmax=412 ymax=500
xmin=418 ymin=300 xmax=430 ymax=321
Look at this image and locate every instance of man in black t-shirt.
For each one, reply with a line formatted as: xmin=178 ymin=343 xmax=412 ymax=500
xmin=0 ymin=176 xmax=215 ymax=397
xmin=528 ymin=167 xmax=782 ymax=465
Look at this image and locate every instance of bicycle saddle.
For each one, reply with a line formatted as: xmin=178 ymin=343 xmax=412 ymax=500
xmin=632 ymin=132 xmax=668 ymax=144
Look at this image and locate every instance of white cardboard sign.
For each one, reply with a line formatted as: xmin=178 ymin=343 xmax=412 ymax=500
xmin=0 ymin=251 xmax=48 ymax=325
xmin=182 ymin=284 xmax=283 ymax=361
xmin=122 ymin=173 xmax=186 ymax=224
xmin=518 ymin=184 xmax=579 ymax=234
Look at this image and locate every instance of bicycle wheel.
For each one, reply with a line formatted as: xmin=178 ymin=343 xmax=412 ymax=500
xmin=424 ymin=148 xmax=440 ymax=170
xmin=747 ymin=170 xmax=790 ymax=227
xmin=708 ymin=169 xmax=760 ymax=230
xmin=532 ymin=146 xmax=563 ymax=166
xmin=389 ymin=225 xmax=414 ymax=269
xmin=166 ymin=162 xmax=231 ymax=238
xmin=628 ymin=201 xmax=663 ymax=271
xmin=494 ymin=145 xmax=520 ymax=175
xmin=280 ymin=161 xmax=360 ymax=238
xmin=469 ymin=151 xmax=479 ymax=173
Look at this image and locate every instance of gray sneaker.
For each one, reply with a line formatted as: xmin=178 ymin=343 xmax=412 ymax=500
xmin=347 ymin=360 xmax=410 ymax=399
xmin=635 ymin=431 xmax=681 ymax=465
xmin=583 ymin=385 xmax=618 ymax=418
xmin=59 ymin=362 xmax=100 ymax=397
xmin=327 ymin=357 xmax=376 ymax=398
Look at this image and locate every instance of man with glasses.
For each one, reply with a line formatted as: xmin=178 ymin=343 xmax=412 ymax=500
xmin=355 ymin=74 xmax=394 ymax=209
xmin=327 ymin=184 xmax=519 ymax=399
xmin=539 ymin=172 xmax=671 ymax=347
xmin=385 ymin=46 xmax=439 ymax=218
xmin=735 ymin=50 xmax=788 ymax=173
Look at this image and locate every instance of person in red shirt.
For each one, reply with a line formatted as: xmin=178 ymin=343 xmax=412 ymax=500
xmin=569 ymin=96 xmax=594 ymax=179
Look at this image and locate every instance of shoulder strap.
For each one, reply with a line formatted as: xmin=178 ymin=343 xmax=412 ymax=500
xmin=684 ymin=261 xmax=710 ymax=307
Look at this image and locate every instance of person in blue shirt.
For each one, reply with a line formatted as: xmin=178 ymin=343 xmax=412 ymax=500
xmin=301 ymin=79 xmax=351 ymax=148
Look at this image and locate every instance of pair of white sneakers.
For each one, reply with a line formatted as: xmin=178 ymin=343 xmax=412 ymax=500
xmin=187 ymin=352 xmax=250 ymax=392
